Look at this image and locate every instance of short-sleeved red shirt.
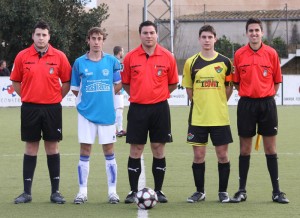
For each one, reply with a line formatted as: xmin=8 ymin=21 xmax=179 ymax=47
xmin=10 ymin=44 xmax=71 ymax=104
xmin=122 ymin=44 xmax=178 ymax=104
xmin=233 ymin=43 xmax=282 ymax=98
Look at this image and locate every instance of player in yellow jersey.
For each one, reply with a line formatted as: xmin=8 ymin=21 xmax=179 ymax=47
xmin=182 ymin=24 xmax=234 ymax=203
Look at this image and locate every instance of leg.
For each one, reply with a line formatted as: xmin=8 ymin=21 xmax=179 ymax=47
xmin=215 ymin=144 xmax=231 ymax=203
xmin=187 ymin=146 xmax=206 ymax=203
xmin=78 ymin=144 xmax=92 ymax=194
xmin=232 ymin=136 xmax=252 ymax=202
xmin=44 ymin=141 xmax=65 ymax=204
xmin=263 ymin=136 xmax=280 ymax=194
xmin=192 ymin=145 xmax=206 ymax=192
xmin=125 ymin=144 xmax=144 ymax=203
xmin=151 ymin=142 xmax=166 ymax=191
xmin=103 ymin=143 xmax=119 ymax=203
xmin=151 ymin=142 xmax=168 ymax=203
xmin=128 ymin=144 xmax=144 ymax=191
xmin=74 ymin=143 xmax=91 ymax=204
xmin=115 ymin=108 xmax=124 ymax=132
xmin=14 ymin=141 xmax=39 ymax=204
xmin=215 ymin=144 xmax=230 ymax=193
xmin=24 ymin=141 xmax=40 ymax=194
xmin=44 ymin=141 xmax=60 ymax=194
xmin=238 ymin=136 xmax=252 ymax=191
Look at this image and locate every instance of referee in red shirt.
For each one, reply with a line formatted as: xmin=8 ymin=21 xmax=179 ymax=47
xmin=122 ymin=20 xmax=179 ymax=203
xmin=232 ymin=18 xmax=289 ymax=204
xmin=10 ymin=21 xmax=71 ymax=204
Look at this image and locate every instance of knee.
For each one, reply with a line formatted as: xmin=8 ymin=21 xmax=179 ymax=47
xmin=80 ymin=144 xmax=92 ymax=156
xmin=217 ymin=155 xmax=229 ymax=163
xmin=130 ymin=145 xmax=144 ymax=158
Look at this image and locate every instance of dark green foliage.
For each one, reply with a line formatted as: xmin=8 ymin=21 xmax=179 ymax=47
xmin=215 ymin=35 xmax=242 ymax=59
xmin=0 ymin=0 xmax=109 ymax=66
xmin=272 ymin=37 xmax=288 ymax=58
xmin=264 ymin=37 xmax=288 ymax=58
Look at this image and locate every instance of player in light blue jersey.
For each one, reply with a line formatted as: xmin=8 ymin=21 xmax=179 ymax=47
xmin=113 ymin=46 xmax=127 ymax=137
xmin=71 ymin=27 xmax=122 ymax=204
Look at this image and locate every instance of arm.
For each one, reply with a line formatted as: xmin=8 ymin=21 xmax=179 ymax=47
xmin=114 ymin=82 xmax=122 ymax=94
xmin=168 ymin=83 xmax=178 ymax=94
xmin=12 ymin=81 xmax=21 ymax=96
xmin=72 ymin=90 xmax=78 ymax=97
xmin=186 ymin=88 xmax=193 ymax=102
xmin=225 ymin=85 xmax=233 ymax=101
xmin=233 ymin=83 xmax=239 ymax=91
xmin=122 ymin=84 xmax=130 ymax=95
xmin=61 ymin=82 xmax=70 ymax=98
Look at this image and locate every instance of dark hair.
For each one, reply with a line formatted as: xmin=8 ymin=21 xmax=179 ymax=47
xmin=113 ymin=46 xmax=123 ymax=56
xmin=33 ymin=20 xmax=50 ymax=34
xmin=199 ymin=24 xmax=216 ymax=37
xmin=139 ymin=20 xmax=157 ymax=34
xmin=0 ymin=60 xmax=4 ymax=66
xmin=87 ymin=27 xmax=107 ymax=41
xmin=246 ymin=18 xmax=263 ymax=32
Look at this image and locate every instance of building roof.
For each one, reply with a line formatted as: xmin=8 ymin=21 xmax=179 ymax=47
xmin=174 ymin=10 xmax=300 ymax=22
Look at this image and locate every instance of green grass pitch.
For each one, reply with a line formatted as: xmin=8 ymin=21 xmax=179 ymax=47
xmin=0 ymin=106 xmax=299 ymax=218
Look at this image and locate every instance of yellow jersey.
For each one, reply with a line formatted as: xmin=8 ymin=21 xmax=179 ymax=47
xmin=182 ymin=52 xmax=233 ymax=126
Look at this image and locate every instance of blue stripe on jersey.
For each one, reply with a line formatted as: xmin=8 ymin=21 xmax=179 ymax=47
xmin=71 ymin=53 xmax=121 ymax=124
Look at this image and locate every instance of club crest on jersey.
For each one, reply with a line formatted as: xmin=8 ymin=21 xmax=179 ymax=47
xmin=263 ymin=69 xmax=268 ymax=77
xmin=214 ymin=66 xmax=223 ymax=73
xmin=157 ymin=69 xmax=162 ymax=76
xmin=102 ymin=69 xmax=109 ymax=76
xmin=49 ymin=67 xmax=54 ymax=74
xmin=187 ymin=133 xmax=194 ymax=140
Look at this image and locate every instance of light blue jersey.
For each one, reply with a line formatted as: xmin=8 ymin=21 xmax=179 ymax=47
xmin=71 ymin=53 xmax=121 ymax=124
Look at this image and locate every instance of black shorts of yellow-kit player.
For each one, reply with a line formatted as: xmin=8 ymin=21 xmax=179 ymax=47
xmin=187 ymin=125 xmax=233 ymax=146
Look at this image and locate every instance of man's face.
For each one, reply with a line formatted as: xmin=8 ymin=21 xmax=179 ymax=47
xmin=140 ymin=25 xmax=158 ymax=48
xmin=32 ymin=28 xmax=50 ymax=50
xmin=0 ymin=61 xmax=6 ymax=69
xmin=246 ymin=23 xmax=264 ymax=45
xmin=88 ymin=33 xmax=104 ymax=53
xmin=119 ymin=48 xmax=124 ymax=59
xmin=199 ymin=31 xmax=216 ymax=51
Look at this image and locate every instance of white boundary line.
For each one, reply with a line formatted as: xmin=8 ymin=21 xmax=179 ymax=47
xmin=137 ymin=154 xmax=148 ymax=218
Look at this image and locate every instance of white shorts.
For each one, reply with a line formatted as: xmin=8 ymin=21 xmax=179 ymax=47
xmin=114 ymin=94 xmax=124 ymax=109
xmin=78 ymin=113 xmax=117 ymax=145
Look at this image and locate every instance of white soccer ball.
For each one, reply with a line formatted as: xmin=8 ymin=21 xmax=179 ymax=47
xmin=135 ymin=187 xmax=158 ymax=210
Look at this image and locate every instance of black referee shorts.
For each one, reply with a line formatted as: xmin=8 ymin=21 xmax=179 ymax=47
xmin=126 ymin=100 xmax=172 ymax=144
xmin=237 ymin=97 xmax=278 ymax=137
xmin=21 ymin=103 xmax=62 ymax=142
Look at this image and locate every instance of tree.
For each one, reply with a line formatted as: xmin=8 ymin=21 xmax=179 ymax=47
xmin=215 ymin=35 xmax=242 ymax=59
xmin=290 ymin=24 xmax=300 ymax=45
xmin=0 ymin=0 xmax=109 ymax=66
xmin=263 ymin=37 xmax=288 ymax=58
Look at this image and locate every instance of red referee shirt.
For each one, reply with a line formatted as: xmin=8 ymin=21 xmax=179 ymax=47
xmin=10 ymin=44 xmax=71 ymax=104
xmin=122 ymin=44 xmax=178 ymax=104
xmin=233 ymin=43 xmax=282 ymax=98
